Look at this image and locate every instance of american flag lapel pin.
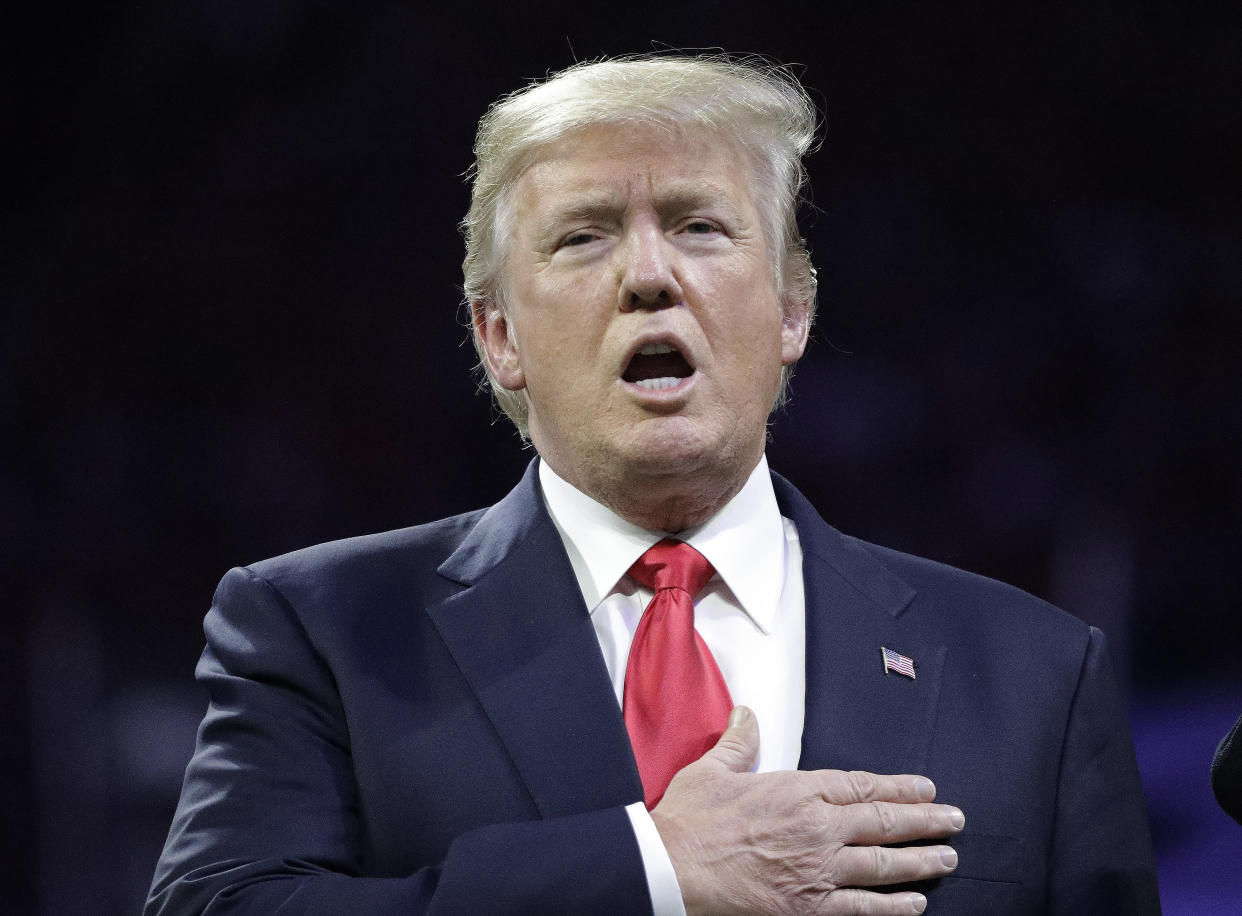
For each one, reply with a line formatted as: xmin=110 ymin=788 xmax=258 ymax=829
xmin=881 ymin=646 xmax=916 ymax=679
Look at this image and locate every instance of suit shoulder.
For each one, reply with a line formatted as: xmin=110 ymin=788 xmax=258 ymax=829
xmin=773 ymin=470 xmax=1090 ymax=641
xmin=850 ymin=535 xmax=1090 ymax=639
xmin=242 ymin=508 xmax=488 ymax=593
xmin=202 ymin=509 xmax=494 ymax=676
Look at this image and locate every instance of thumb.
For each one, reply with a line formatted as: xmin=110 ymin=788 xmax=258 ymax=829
xmin=702 ymin=706 xmax=759 ymax=774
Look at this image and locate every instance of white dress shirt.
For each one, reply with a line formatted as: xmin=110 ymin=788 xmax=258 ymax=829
xmin=538 ymin=456 xmax=806 ymax=916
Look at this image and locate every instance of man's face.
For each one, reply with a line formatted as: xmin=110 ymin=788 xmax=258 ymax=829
xmin=477 ymin=122 xmax=809 ymax=504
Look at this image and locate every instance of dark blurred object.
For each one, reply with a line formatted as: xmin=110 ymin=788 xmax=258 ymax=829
xmin=1211 ymin=714 xmax=1242 ymax=825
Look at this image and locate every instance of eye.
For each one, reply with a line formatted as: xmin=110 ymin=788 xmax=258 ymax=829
xmin=681 ymin=219 xmax=722 ymax=235
xmin=560 ymin=231 xmax=599 ymax=248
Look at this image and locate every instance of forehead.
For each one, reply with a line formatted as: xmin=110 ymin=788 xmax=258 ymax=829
xmin=512 ymin=123 xmax=760 ymax=221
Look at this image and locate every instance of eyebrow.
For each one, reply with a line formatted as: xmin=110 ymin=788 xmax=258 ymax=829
xmin=552 ymin=194 xmax=627 ymax=224
xmin=652 ymin=183 xmax=738 ymax=218
xmin=534 ymin=182 xmax=742 ymax=242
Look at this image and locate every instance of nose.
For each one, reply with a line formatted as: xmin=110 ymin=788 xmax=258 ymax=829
xmin=618 ymin=222 xmax=684 ymax=312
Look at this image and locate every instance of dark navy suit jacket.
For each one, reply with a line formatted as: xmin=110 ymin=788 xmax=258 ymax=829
xmin=147 ymin=463 xmax=1160 ymax=914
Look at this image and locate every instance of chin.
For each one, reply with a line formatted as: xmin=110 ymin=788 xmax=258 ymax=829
xmin=615 ymin=422 xmax=729 ymax=478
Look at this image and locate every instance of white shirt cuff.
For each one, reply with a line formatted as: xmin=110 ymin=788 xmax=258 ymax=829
xmin=625 ymin=801 xmax=687 ymax=916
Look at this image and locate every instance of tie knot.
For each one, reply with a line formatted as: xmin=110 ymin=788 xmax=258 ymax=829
xmin=627 ymin=539 xmax=716 ymax=597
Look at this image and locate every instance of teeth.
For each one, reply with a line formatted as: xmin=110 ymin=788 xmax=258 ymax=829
xmin=638 ymin=342 xmax=676 ymax=356
xmin=635 ymin=377 xmax=682 ymax=390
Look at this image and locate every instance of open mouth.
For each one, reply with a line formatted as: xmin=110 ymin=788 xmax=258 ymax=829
xmin=622 ymin=342 xmax=695 ymax=390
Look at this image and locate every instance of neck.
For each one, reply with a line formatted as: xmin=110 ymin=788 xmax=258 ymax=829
xmin=542 ymin=454 xmax=761 ymax=534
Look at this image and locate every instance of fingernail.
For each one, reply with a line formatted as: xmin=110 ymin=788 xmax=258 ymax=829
xmin=949 ymin=808 xmax=965 ymax=830
xmin=910 ymin=893 xmax=927 ymax=914
xmin=939 ymin=846 xmax=958 ymax=869
xmin=914 ymin=777 xmax=935 ymax=801
xmin=728 ymin=706 xmax=749 ymax=728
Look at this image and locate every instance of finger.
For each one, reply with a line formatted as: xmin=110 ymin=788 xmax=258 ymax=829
xmin=820 ymin=888 xmax=929 ymax=915
xmin=814 ymin=769 xmax=939 ymax=805
xmin=831 ymin=842 xmax=959 ymax=889
xmin=700 ymin=705 xmax=760 ymax=774
xmin=841 ymin=800 xmax=965 ymax=845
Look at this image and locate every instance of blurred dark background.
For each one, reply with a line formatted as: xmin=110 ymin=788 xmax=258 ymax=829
xmin=6 ymin=2 xmax=1240 ymax=913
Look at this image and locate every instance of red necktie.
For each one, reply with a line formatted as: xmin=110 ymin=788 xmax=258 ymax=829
xmin=623 ymin=539 xmax=733 ymax=809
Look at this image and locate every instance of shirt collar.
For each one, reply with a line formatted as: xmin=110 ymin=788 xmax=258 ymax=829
xmin=538 ymin=456 xmax=787 ymax=634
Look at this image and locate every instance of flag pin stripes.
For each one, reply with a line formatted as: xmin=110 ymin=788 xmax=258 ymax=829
xmin=881 ymin=647 xmax=916 ymax=679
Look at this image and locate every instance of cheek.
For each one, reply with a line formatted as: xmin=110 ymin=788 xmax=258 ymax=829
xmin=712 ymin=288 xmax=785 ymax=360
xmin=513 ymin=308 xmax=608 ymax=398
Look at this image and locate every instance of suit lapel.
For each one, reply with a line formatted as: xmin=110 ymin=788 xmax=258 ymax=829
xmin=773 ymin=474 xmax=946 ymax=777
xmin=426 ymin=462 xmax=643 ymax=818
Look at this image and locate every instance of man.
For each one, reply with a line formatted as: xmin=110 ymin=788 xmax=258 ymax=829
xmin=148 ymin=55 xmax=1160 ymax=914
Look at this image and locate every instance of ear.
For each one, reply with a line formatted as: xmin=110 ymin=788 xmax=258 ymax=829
xmin=471 ymin=299 xmax=526 ymax=390
xmin=780 ymin=293 xmax=812 ymax=366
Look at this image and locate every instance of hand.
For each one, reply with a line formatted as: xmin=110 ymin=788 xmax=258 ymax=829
xmin=651 ymin=706 xmax=964 ymax=915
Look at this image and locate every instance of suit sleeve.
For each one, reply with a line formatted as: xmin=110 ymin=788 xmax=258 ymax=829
xmin=145 ymin=567 xmax=654 ymax=915
xmin=1046 ymin=626 xmax=1161 ymax=914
